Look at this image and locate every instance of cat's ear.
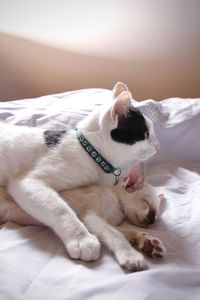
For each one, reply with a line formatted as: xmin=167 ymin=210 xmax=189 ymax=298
xmin=112 ymin=82 xmax=129 ymax=99
xmin=110 ymin=91 xmax=132 ymax=122
xmin=123 ymin=162 xmax=144 ymax=193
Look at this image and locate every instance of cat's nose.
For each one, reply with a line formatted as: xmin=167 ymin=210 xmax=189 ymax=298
xmin=147 ymin=209 xmax=156 ymax=224
xmin=154 ymin=143 xmax=160 ymax=152
xmin=150 ymin=136 xmax=160 ymax=152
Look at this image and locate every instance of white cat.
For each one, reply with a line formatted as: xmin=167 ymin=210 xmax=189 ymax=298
xmin=0 ymin=82 xmax=164 ymax=271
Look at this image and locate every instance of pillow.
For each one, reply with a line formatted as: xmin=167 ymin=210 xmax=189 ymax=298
xmin=0 ymin=89 xmax=112 ymax=129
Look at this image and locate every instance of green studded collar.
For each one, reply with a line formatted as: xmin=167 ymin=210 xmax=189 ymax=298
xmin=76 ymin=129 xmax=121 ymax=185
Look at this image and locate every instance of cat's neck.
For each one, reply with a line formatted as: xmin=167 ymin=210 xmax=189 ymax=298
xmin=78 ymin=129 xmax=130 ymax=175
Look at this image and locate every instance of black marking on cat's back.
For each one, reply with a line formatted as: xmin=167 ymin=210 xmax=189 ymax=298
xmin=111 ymin=106 xmax=149 ymax=145
xmin=44 ymin=130 xmax=67 ymax=147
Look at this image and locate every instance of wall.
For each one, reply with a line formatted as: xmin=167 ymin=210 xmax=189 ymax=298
xmin=0 ymin=0 xmax=200 ymax=101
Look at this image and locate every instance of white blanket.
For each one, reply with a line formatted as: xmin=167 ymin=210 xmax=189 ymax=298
xmin=0 ymin=90 xmax=200 ymax=300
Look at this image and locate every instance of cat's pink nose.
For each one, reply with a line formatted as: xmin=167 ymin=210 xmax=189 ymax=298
xmin=155 ymin=143 xmax=160 ymax=151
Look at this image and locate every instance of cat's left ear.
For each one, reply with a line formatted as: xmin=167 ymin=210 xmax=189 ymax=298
xmin=112 ymin=82 xmax=129 ymax=99
xmin=110 ymin=91 xmax=132 ymax=122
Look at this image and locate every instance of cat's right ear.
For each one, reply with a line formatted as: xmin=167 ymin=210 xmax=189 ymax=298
xmin=123 ymin=162 xmax=144 ymax=193
xmin=112 ymin=82 xmax=129 ymax=99
xmin=110 ymin=91 xmax=132 ymax=122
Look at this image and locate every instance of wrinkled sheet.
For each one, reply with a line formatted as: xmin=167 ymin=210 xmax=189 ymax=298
xmin=0 ymin=90 xmax=200 ymax=300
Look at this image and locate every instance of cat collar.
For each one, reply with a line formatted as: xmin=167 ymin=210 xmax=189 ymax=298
xmin=76 ymin=129 xmax=121 ymax=185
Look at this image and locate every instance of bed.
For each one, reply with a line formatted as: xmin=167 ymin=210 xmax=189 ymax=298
xmin=0 ymin=88 xmax=200 ymax=300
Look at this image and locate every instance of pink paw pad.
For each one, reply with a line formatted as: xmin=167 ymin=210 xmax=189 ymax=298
xmin=140 ymin=235 xmax=166 ymax=259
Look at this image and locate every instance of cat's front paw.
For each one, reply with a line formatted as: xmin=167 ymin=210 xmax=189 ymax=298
xmin=66 ymin=234 xmax=101 ymax=262
xmin=117 ymin=250 xmax=147 ymax=272
xmin=133 ymin=232 xmax=166 ymax=259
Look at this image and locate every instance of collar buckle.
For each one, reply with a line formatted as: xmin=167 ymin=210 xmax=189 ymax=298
xmin=113 ymin=168 xmax=121 ymax=185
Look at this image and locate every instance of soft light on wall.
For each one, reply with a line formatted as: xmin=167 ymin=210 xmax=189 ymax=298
xmin=1 ymin=0 xmax=199 ymax=60
xmin=0 ymin=0 xmax=200 ymax=100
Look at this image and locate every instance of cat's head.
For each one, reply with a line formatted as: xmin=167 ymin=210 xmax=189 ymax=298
xmin=115 ymin=162 xmax=163 ymax=227
xmin=120 ymin=184 xmax=163 ymax=228
xmin=78 ymin=82 xmax=160 ymax=166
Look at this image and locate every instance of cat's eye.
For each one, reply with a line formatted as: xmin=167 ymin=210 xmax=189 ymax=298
xmin=145 ymin=131 xmax=149 ymax=139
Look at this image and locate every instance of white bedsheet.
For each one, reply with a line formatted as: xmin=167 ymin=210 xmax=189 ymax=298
xmin=0 ymin=90 xmax=200 ymax=300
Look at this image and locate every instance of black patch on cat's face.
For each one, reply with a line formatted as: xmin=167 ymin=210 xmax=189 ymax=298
xmin=44 ymin=130 xmax=67 ymax=147
xmin=110 ymin=106 xmax=149 ymax=145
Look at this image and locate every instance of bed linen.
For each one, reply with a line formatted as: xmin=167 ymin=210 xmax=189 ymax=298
xmin=0 ymin=89 xmax=200 ymax=300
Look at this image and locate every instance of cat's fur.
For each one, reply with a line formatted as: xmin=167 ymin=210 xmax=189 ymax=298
xmin=0 ymin=82 xmax=164 ymax=271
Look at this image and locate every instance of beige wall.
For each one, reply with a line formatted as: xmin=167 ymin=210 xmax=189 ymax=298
xmin=0 ymin=0 xmax=200 ymax=101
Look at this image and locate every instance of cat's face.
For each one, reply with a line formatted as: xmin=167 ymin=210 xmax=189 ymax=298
xmin=78 ymin=82 xmax=159 ymax=166
xmin=109 ymin=98 xmax=159 ymax=162
xmin=121 ymin=187 xmax=161 ymax=228
xmin=120 ymin=186 xmax=165 ymax=228
xmin=99 ymin=83 xmax=160 ymax=164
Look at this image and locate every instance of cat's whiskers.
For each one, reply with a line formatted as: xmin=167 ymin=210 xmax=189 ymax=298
xmin=144 ymin=104 xmax=158 ymax=122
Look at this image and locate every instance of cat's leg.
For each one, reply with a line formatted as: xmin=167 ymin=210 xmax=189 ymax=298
xmin=117 ymin=223 xmax=166 ymax=259
xmin=82 ymin=211 xmax=147 ymax=272
xmin=8 ymin=178 xmax=100 ymax=262
xmin=0 ymin=186 xmax=41 ymax=225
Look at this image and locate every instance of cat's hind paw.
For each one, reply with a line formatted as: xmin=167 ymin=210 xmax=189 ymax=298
xmin=66 ymin=234 xmax=101 ymax=262
xmin=135 ymin=233 xmax=166 ymax=259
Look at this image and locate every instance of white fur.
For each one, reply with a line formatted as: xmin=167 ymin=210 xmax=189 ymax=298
xmin=0 ymin=82 xmax=163 ymax=271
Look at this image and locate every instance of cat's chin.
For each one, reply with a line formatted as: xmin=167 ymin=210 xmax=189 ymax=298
xmin=138 ymin=152 xmax=157 ymax=162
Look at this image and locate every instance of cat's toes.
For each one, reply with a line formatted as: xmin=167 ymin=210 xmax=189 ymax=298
xmin=117 ymin=250 xmax=147 ymax=272
xmin=66 ymin=234 xmax=101 ymax=262
xmin=136 ymin=233 xmax=166 ymax=259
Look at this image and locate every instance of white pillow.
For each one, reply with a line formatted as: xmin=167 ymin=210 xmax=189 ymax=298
xmin=0 ymin=89 xmax=112 ymax=129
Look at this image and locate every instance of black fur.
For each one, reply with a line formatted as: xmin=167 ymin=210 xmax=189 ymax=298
xmin=111 ymin=106 xmax=149 ymax=145
xmin=44 ymin=130 xmax=67 ymax=147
